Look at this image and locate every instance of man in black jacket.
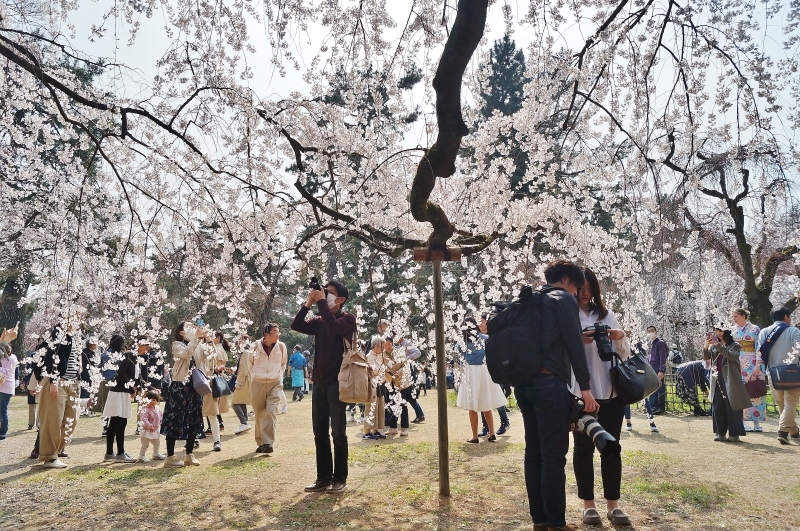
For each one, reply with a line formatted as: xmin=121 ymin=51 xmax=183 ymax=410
xmin=291 ymin=279 xmax=356 ymax=494
xmin=514 ymin=260 xmax=598 ymax=531
xmin=37 ymin=322 xmax=83 ymax=468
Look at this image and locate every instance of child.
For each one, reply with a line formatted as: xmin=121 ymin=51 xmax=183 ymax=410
xmin=138 ymin=390 xmax=166 ymax=463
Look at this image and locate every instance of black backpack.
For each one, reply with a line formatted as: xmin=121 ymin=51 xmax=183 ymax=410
xmin=485 ymin=286 xmax=551 ymax=386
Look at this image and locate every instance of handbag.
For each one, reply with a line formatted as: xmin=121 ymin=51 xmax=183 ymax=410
xmin=211 ymin=374 xmax=231 ymax=398
xmin=190 ymin=359 xmax=213 ymax=397
xmin=769 ymin=364 xmax=800 ymax=390
xmin=610 ymin=352 xmax=661 ymax=405
xmin=338 ymin=328 xmax=372 ymax=404
xmin=227 ymin=373 xmax=237 ymax=393
xmin=744 ymin=378 xmax=767 ymax=398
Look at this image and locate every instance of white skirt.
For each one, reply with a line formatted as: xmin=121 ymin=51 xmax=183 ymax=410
xmin=103 ymin=391 xmax=133 ymax=418
xmin=456 ymin=364 xmax=507 ymax=412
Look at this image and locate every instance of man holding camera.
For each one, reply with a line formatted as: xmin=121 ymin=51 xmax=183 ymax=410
xmin=513 ymin=260 xmax=598 ymax=531
xmin=291 ymin=279 xmax=355 ymax=493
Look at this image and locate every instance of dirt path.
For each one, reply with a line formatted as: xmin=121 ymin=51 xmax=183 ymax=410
xmin=1 ymin=392 xmax=798 ymax=530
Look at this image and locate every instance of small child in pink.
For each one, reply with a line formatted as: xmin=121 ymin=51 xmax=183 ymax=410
xmin=137 ymin=390 xmax=165 ymax=463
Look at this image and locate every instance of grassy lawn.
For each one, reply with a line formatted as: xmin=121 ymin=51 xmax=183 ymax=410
xmin=1 ymin=393 xmax=798 ymax=530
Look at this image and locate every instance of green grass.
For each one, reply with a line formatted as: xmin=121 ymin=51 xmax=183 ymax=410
xmin=622 ymin=477 xmax=732 ymax=509
xmin=621 ymin=449 xmax=671 ymax=469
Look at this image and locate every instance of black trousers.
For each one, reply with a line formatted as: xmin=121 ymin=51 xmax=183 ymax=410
xmin=712 ymin=377 xmax=745 ymax=437
xmin=106 ymin=416 xmax=128 ymax=455
xmin=312 ymin=382 xmax=348 ymax=483
xmin=572 ymin=396 xmax=625 ymax=501
xmin=385 ymin=388 xmax=409 ymax=429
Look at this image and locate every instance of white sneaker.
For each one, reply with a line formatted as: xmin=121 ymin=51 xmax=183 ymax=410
xmin=387 ymin=428 xmax=398 ymax=435
xmin=348 ymin=413 xmax=355 ymax=422
xmin=234 ymin=423 xmax=251 ymax=434
xmin=650 ymin=423 xmax=659 ymax=433
xmin=43 ymin=458 xmax=67 ymax=469
xmin=280 ymin=407 xmax=288 ymax=414
xmin=138 ymin=456 xmax=151 ymax=463
xmin=355 ymin=417 xmax=364 ymax=424
xmin=625 ymin=423 xmax=633 ymax=431
xmin=184 ymin=453 xmax=200 ymax=466
xmin=400 ymin=429 xmax=409 ymax=436
xmin=152 ymin=453 xmax=166 ymax=460
xmin=164 ymin=455 xmax=184 ymax=467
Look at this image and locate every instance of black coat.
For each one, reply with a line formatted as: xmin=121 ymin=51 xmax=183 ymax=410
xmin=107 ymin=352 xmax=138 ymax=394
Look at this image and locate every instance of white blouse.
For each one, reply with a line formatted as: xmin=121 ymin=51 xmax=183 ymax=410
xmin=569 ymin=308 xmax=630 ymax=400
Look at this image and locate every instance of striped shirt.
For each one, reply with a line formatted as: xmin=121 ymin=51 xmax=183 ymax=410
xmin=63 ymin=336 xmax=80 ymax=381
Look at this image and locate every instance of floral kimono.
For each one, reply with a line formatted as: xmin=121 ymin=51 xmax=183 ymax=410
xmin=731 ymin=322 xmax=764 ymax=423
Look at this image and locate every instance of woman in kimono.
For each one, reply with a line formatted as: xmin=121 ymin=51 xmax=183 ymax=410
xmin=730 ymin=308 xmax=764 ymax=431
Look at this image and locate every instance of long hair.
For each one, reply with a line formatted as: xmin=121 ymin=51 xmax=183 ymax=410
xmin=462 ymin=316 xmax=480 ymax=345
xmin=582 ymin=267 xmax=608 ymax=320
xmin=173 ymin=322 xmax=188 ymax=343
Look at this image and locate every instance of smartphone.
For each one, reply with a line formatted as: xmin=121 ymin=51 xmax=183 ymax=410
xmin=706 ymin=331 xmax=719 ymax=344
xmin=196 ymin=318 xmax=205 ymax=327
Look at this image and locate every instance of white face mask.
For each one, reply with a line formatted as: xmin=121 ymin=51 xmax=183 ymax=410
xmin=183 ymin=326 xmax=196 ymax=342
xmin=647 ymin=332 xmax=656 ymax=341
xmin=326 ymin=293 xmax=338 ymax=307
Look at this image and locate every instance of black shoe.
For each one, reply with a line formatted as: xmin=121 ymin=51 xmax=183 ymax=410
xmin=487 ymin=434 xmax=497 ymax=442
xmin=194 ymin=440 xmax=200 ymax=449
xmin=205 ymin=428 xmax=212 ymax=435
xmin=219 ymin=424 xmax=224 ymax=432
xmin=411 ymin=417 xmax=425 ymax=424
xmin=478 ymin=428 xmax=488 ymax=437
xmin=777 ymin=431 xmax=790 ymax=445
xmin=255 ymin=444 xmax=267 ymax=453
xmin=496 ymin=423 xmax=510 ymax=435
xmin=326 ymin=481 xmax=346 ymax=493
xmin=265 ymin=444 xmax=273 ymax=454
xmin=693 ymin=406 xmax=709 ymax=416
xmin=27 ymin=425 xmax=34 ymax=430
xmin=304 ymin=480 xmax=332 ymax=492
xmin=292 ymin=396 xmax=297 ymax=402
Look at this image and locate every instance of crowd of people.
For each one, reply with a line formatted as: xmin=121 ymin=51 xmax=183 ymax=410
xmin=0 ymin=266 xmax=798 ymax=531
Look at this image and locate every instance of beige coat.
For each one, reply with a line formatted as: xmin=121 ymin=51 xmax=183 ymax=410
xmin=231 ymin=347 xmax=252 ymax=405
xmin=202 ymin=343 xmax=230 ymax=416
xmin=708 ymin=342 xmax=752 ymax=412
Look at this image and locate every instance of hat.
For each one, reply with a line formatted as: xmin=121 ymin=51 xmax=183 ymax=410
xmin=670 ymin=344 xmax=678 ymax=349
xmin=713 ymin=323 xmax=725 ymax=331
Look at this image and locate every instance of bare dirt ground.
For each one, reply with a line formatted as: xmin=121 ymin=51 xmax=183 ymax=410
xmin=0 ymin=391 xmax=798 ymax=530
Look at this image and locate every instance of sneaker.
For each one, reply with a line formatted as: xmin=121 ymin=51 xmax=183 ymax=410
xmin=134 ymin=428 xmax=140 ymax=436
xmin=213 ymin=441 xmax=222 ymax=452
xmin=104 ymin=453 xmax=116 ymax=461
xmin=753 ymin=425 xmax=763 ymax=433
xmin=42 ymin=458 xmax=67 ymax=469
xmin=193 ymin=440 xmax=200 ymax=449
xmin=152 ymin=453 xmax=166 ymax=460
xmin=650 ymin=423 xmax=659 ymax=433
xmin=387 ymin=428 xmax=398 ymax=435
xmin=280 ymin=407 xmax=288 ymax=414
xmin=184 ymin=453 xmax=200 ymax=466
xmin=234 ymin=423 xmax=251 ymax=435
xmin=411 ymin=417 xmax=425 ymax=423
xmin=777 ymin=431 xmax=790 ymax=445
xmin=219 ymin=424 xmax=224 ymax=432
xmin=255 ymin=444 xmax=268 ymax=453
xmin=714 ymin=434 xmax=723 ymax=442
xmin=374 ymin=431 xmax=386 ymax=439
xmin=205 ymin=427 xmax=212 ymax=435
xmin=355 ymin=417 xmax=364 ymax=424
xmin=399 ymin=429 xmax=409 ymax=436
xmin=496 ymin=423 xmax=510 ymax=435
xmin=115 ymin=452 xmax=137 ymax=463
xmin=362 ymin=432 xmax=377 ymax=440
xmin=164 ymin=455 xmax=184 ymax=467
xmin=744 ymin=425 xmax=754 ymax=432
xmin=625 ymin=423 xmax=633 ymax=431
xmin=348 ymin=413 xmax=356 ymax=423
xmin=27 ymin=424 xmax=34 ymax=430
xmin=138 ymin=456 xmax=151 ymax=463
xmin=727 ymin=435 xmax=741 ymax=442
xmin=478 ymin=428 xmax=489 ymax=437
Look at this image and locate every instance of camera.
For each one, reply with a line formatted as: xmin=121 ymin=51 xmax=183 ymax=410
xmin=571 ymin=399 xmax=620 ymax=457
xmin=308 ymin=277 xmax=328 ymax=296
xmin=584 ymin=322 xmax=615 ymax=361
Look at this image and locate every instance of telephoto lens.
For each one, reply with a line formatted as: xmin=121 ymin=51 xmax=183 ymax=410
xmin=571 ymin=399 xmax=620 ymax=457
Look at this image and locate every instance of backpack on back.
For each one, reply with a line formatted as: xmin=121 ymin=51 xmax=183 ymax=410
xmin=485 ymin=286 xmax=546 ymax=386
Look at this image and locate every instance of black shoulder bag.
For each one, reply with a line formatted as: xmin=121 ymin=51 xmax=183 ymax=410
xmin=609 ymin=350 xmax=661 ymax=405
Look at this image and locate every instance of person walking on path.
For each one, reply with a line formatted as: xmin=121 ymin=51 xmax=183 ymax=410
xmin=707 ymin=328 xmax=751 ymax=442
xmin=231 ymin=335 xmax=253 ymax=435
xmin=757 ymin=306 xmax=800 ymax=445
xmin=0 ymin=326 xmax=19 ymax=441
xmin=288 ymin=345 xmax=307 ymax=402
xmin=250 ymin=323 xmax=287 ymax=455
xmin=102 ymin=335 xmax=139 ymax=463
xmin=291 ymin=279 xmax=355 ymax=494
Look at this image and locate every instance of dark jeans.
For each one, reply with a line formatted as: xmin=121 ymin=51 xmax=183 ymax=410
xmin=232 ymin=403 xmax=248 ymax=425
xmin=401 ymin=387 xmax=424 ymax=419
xmin=0 ymin=392 xmax=11 ymax=437
xmin=481 ymin=406 xmax=509 ymax=431
xmin=712 ymin=377 xmax=745 ymax=437
xmin=386 ymin=388 xmax=409 ymax=429
xmin=573 ymin=396 xmax=624 ymax=500
xmin=515 ymin=375 xmax=573 ymax=528
xmin=647 ymin=377 xmax=666 ymax=412
xmin=312 ymin=382 xmax=348 ymax=483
